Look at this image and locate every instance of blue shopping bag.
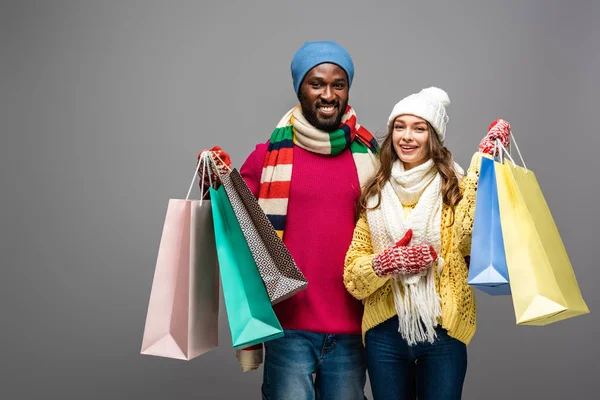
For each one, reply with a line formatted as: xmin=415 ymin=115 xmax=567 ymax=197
xmin=468 ymin=156 xmax=511 ymax=295
xmin=210 ymin=185 xmax=284 ymax=348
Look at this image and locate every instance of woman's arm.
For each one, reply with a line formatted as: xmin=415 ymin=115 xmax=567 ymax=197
xmin=344 ymin=213 xmax=390 ymax=300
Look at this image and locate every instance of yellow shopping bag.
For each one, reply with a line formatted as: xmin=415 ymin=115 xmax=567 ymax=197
xmin=494 ymin=139 xmax=589 ymax=325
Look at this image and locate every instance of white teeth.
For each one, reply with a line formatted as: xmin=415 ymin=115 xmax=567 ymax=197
xmin=319 ymin=106 xmax=334 ymax=111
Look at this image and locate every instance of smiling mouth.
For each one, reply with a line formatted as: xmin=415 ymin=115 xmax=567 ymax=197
xmin=399 ymin=145 xmax=418 ymax=152
xmin=317 ymin=105 xmax=338 ymax=118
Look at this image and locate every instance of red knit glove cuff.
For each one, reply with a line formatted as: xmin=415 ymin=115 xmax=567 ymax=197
xmin=240 ymin=344 xmax=263 ymax=351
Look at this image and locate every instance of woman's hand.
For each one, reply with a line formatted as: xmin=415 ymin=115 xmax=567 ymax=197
xmin=372 ymin=230 xmax=439 ymax=277
xmin=478 ymin=119 xmax=511 ymax=156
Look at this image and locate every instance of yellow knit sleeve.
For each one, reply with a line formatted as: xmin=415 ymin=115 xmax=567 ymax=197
xmin=453 ymin=152 xmax=486 ymax=257
xmin=344 ymin=213 xmax=390 ymax=301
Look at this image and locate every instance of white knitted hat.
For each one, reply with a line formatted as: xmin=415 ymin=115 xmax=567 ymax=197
xmin=387 ymin=87 xmax=450 ymax=141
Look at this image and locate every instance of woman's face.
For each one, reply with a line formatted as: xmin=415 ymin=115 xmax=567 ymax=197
xmin=392 ymin=114 xmax=431 ymax=170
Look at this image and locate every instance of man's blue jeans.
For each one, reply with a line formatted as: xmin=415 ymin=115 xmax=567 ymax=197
xmin=261 ymin=329 xmax=366 ymax=400
xmin=365 ymin=316 xmax=467 ymax=400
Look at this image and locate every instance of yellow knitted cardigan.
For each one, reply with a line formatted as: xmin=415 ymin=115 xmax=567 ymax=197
xmin=344 ymin=152 xmax=482 ymax=345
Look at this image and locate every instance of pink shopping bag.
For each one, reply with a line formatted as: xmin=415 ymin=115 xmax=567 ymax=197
xmin=140 ymin=154 xmax=219 ymax=360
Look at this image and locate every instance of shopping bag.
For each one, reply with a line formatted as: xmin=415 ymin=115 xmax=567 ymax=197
xmin=210 ymin=185 xmax=284 ymax=348
xmin=141 ymin=156 xmax=219 ymax=360
xmin=468 ymin=156 xmax=510 ymax=295
xmin=494 ymin=139 xmax=589 ymax=325
xmin=221 ymin=168 xmax=307 ymax=304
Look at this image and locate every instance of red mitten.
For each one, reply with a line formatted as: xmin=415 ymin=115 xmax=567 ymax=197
xmin=197 ymin=146 xmax=232 ymax=198
xmin=478 ymin=119 xmax=511 ymax=156
xmin=372 ymin=230 xmax=438 ymax=277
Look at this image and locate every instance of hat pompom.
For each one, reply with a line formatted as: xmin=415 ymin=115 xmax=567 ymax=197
xmin=421 ymin=87 xmax=450 ymax=108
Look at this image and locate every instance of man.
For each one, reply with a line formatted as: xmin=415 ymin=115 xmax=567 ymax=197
xmin=237 ymin=41 xmax=379 ymax=400
xmin=203 ymin=41 xmax=379 ymax=399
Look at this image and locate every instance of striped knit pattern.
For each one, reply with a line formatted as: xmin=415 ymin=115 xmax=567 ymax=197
xmin=258 ymin=105 xmax=379 ymax=238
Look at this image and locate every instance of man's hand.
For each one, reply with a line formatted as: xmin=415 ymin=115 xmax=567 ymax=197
xmin=197 ymin=146 xmax=232 ymax=198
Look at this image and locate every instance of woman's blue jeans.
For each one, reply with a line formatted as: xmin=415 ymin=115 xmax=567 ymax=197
xmin=365 ymin=316 xmax=467 ymax=400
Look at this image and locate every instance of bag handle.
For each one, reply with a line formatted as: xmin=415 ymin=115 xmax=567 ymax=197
xmin=207 ymin=150 xmax=232 ymax=179
xmin=493 ymin=137 xmax=513 ymax=164
xmin=185 ymin=151 xmax=215 ymax=201
xmin=496 ymin=132 xmax=528 ymax=173
xmin=185 ymin=150 xmax=233 ymax=201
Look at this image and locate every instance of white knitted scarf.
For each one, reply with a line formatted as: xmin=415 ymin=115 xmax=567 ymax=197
xmin=366 ymin=159 xmax=444 ymax=345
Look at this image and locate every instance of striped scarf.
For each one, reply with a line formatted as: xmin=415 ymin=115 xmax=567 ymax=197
xmin=258 ymin=105 xmax=379 ymax=238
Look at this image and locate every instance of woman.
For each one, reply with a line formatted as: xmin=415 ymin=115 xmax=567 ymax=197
xmin=343 ymin=87 xmax=510 ymax=399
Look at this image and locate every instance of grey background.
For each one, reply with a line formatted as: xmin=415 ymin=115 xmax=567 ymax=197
xmin=1 ymin=0 xmax=599 ymax=399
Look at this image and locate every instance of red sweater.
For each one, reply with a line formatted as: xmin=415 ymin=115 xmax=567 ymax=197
xmin=240 ymin=142 xmax=363 ymax=335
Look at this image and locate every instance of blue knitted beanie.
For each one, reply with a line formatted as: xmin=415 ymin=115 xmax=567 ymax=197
xmin=290 ymin=41 xmax=354 ymax=95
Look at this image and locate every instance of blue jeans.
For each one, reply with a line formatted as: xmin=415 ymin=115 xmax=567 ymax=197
xmin=365 ymin=316 xmax=467 ymax=400
xmin=262 ymin=329 xmax=366 ymax=400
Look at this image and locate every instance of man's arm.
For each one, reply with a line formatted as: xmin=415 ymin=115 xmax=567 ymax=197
xmin=239 ymin=142 xmax=269 ymax=198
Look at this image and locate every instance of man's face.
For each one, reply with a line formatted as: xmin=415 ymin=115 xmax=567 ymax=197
xmin=298 ymin=63 xmax=349 ymax=132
